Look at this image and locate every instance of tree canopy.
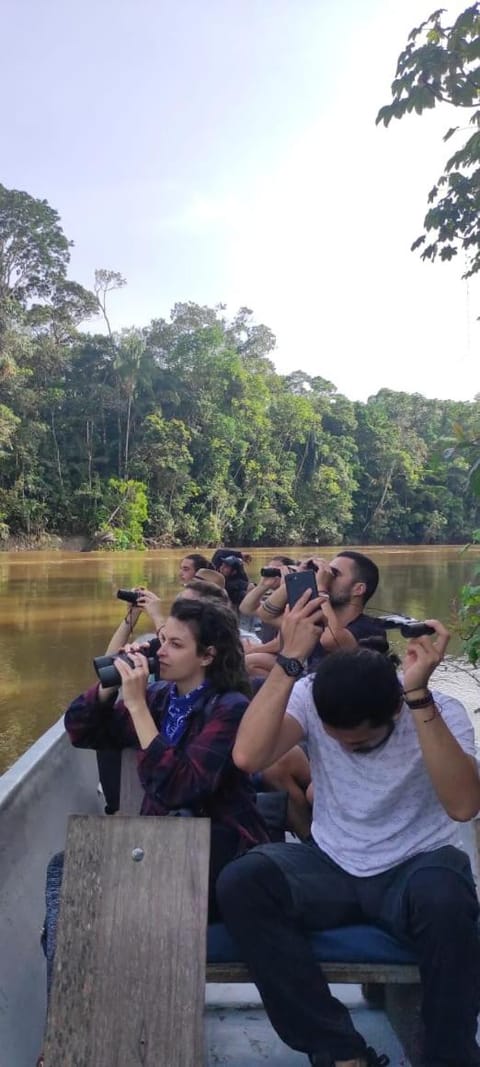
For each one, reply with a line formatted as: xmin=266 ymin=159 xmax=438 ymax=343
xmin=0 ymin=182 xmax=478 ymax=550
xmin=377 ymin=5 xmax=480 ymax=661
xmin=377 ymin=4 xmax=480 ymax=276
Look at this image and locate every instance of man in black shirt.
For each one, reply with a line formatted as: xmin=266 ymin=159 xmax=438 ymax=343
xmin=305 ymin=551 xmax=386 ymax=671
xmin=256 ymin=550 xmax=386 ymax=668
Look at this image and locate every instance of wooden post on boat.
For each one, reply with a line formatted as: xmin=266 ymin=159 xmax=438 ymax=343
xmin=43 ymin=814 xmax=210 ymax=1067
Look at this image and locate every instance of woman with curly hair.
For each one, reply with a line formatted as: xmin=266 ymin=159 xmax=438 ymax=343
xmin=69 ymin=598 xmax=267 ymax=882
xmin=38 ymin=600 xmax=269 ymax=1065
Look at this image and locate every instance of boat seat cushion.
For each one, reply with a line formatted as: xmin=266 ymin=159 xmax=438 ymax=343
xmin=207 ymin=922 xmax=417 ymax=965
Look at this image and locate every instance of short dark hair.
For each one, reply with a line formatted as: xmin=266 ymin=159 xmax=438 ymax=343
xmin=312 ymin=648 xmax=402 ymax=729
xmin=170 ymin=598 xmax=250 ymax=696
xmin=336 ymin=551 xmax=379 ymax=604
xmin=183 ymin=553 xmax=211 ymax=572
xmin=271 ymin=555 xmax=296 ymax=566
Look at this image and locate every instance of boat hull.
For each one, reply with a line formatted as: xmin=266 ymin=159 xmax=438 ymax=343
xmin=0 ymin=719 xmax=101 ymax=1066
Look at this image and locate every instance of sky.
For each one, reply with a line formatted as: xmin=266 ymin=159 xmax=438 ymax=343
xmin=1 ymin=0 xmax=478 ymax=402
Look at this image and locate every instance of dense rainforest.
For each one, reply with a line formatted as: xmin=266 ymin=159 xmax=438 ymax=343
xmin=0 ymin=182 xmax=478 ymax=549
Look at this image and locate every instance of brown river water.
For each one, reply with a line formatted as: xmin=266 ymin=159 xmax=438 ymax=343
xmin=1 ymin=545 xmax=480 ymax=774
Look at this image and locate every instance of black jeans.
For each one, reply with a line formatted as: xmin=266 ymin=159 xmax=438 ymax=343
xmin=216 ymin=840 xmax=480 ymax=1066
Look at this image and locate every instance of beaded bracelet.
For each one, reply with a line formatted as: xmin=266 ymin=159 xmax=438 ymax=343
xmin=404 ymin=690 xmax=434 ymax=709
xmin=404 ymin=689 xmax=438 ymax=723
xmin=262 ymin=599 xmax=284 ymax=617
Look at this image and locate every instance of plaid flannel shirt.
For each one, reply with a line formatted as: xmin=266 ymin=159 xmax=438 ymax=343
xmin=65 ymin=681 xmax=269 ymax=849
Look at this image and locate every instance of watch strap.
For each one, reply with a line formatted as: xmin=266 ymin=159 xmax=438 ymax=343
xmin=276 ymin=654 xmax=304 ymax=678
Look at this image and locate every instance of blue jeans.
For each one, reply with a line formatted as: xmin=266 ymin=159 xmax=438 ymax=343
xmin=216 ymin=840 xmax=480 ymax=1066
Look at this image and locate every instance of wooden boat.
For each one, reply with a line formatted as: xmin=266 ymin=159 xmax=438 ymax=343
xmin=1 ymin=705 xmax=480 ymax=1066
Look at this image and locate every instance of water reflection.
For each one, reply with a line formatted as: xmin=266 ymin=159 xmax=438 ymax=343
xmin=1 ymin=546 xmax=479 ymax=773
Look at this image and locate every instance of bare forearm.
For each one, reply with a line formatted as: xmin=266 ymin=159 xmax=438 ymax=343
xmin=239 ymin=584 xmax=267 ymax=616
xmin=411 ymin=699 xmax=480 ymax=820
xmin=105 ymin=617 xmax=138 ymax=654
xmin=233 ymin=666 xmax=296 ymax=772
xmin=128 ymin=701 xmax=160 ymax=750
xmin=256 ymin=586 xmax=287 ymax=627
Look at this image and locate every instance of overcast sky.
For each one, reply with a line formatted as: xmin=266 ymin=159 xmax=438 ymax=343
xmin=2 ymin=0 xmax=478 ymax=401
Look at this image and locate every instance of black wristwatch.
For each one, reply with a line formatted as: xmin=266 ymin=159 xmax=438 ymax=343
xmin=276 ymin=653 xmax=304 ymax=678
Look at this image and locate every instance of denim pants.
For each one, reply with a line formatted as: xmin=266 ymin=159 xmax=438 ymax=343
xmin=216 ymin=840 xmax=480 ymax=1066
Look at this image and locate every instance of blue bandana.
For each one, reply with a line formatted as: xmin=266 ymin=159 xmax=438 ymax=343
xmin=161 ymin=681 xmax=211 ymax=745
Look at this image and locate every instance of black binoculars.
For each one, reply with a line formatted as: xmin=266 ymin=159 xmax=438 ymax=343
xmin=93 ymin=637 xmax=160 ymax=688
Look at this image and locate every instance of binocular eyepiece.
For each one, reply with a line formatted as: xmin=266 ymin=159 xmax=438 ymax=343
xmin=93 ymin=637 xmax=161 ymax=689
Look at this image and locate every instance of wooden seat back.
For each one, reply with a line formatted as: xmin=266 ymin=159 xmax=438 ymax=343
xmin=43 ymin=814 xmax=210 ymax=1067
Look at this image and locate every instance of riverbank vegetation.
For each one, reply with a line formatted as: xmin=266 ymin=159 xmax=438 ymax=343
xmin=378 ymin=2 xmax=480 ymax=655
xmin=1 ymin=181 xmax=479 ymax=550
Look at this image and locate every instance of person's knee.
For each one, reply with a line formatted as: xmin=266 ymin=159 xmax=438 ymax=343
xmin=262 ymin=747 xmax=311 ymax=792
xmin=408 ymin=867 xmax=478 ymax=924
xmin=216 ymin=850 xmax=287 ymax=920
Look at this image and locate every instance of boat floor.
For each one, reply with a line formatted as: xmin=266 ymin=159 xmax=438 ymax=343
xmin=205 ymin=983 xmax=410 ymax=1065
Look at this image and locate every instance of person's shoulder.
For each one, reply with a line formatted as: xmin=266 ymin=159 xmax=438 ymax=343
xmin=348 ymin=613 xmax=386 ymax=637
xmin=432 ymin=689 xmax=473 ymax=727
xmin=287 ymin=674 xmax=314 ymax=707
xmin=211 ymin=689 xmax=249 ymax=710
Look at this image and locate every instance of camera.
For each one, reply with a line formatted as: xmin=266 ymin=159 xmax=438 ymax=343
xmin=117 ymin=588 xmax=140 ymax=605
xmin=261 ymin=567 xmax=282 ymax=578
xmin=93 ymin=637 xmax=160 ymax=688
xmin=379 ymin=614 xmax=435 ymax=638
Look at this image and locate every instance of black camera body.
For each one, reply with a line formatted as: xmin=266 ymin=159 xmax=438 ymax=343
xmin=380 ymin=614 xmax=435 ymax=638
xmin=117 ymin=588 xmax=140 ymax=605
xmin=261 ymin=567 xmax=282 ymax=578
xmin=93 ymin=638 xmax=160 ymax=688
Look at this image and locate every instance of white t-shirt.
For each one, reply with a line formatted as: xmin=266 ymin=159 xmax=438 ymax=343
xmin=287 ymin=676 xmax=476 ymax=877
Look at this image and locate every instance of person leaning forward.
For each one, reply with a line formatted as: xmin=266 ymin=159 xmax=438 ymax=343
xmin=216 ymin=590 xmax=480 ymax=1067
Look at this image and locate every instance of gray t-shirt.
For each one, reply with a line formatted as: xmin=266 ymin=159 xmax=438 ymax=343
xmin=286 ymin=676 xmax=476 ymax=876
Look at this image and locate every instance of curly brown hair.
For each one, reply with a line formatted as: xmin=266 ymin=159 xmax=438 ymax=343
xmin=170 ymin=599 xmax=251 ymax=696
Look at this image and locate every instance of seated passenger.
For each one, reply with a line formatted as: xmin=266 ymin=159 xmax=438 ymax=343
xmin=41 ymin=601 xmax=270 ymax=1017
xmin=256 ymin=551 xmax=387 ymax=668
xmin=210 ymin=548 xmax=252 ymax=569
xmin=188 ymin=569 xmax=228 ymax=598
xmin=217 ymin=593 xmax=480 ymax=1067
xmin=97 ymin=580 xmax=230 ymax=814
xmin=38 ymin=600 xmax=270 ymax=1066
xmin=216 ymin=555 xmax=251 ymax=610
xmin=178 ymin=553 xmax=212 ymax=585
xmin=70 ymin=599 xmax=268 ymax=894
xmin=242 ymin=553 xmax=384 ymax=840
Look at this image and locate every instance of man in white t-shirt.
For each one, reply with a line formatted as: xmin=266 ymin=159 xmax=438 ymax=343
xmin=217 ymin=591 xmax=480 ymax=1067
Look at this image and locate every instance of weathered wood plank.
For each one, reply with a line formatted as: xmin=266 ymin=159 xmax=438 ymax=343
xmin=206 ymin=961 xmax=421 ymax=984
xmin=119 ymin=748 xmax=144 ymax=815
xmin=43 ymin=815 xmax=210 ymax=1067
